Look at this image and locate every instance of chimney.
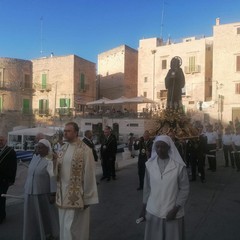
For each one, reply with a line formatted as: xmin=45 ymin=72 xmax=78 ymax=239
xmin=216 ymin=18 xmax=220 ymax=26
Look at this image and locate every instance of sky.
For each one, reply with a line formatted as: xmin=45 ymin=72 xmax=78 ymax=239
xmin=0 ymin=0 xmax=240 ymax=63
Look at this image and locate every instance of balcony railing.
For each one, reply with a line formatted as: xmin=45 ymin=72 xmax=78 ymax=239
xmin=57 ymin=108 xmax=74 ymax=116
xmin=34 ymin=83 xmax=52 ymax=92
xmin=22 ymin=109 xmax=33 ymax=115
xmin=34 ymin=108 xmax=52 ymax=116
xmin=184 ymin=65 xmax=201 ymax=74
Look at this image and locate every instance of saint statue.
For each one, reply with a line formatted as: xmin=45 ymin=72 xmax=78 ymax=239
xmin=165 ymin=56 xmax=185 ymax=109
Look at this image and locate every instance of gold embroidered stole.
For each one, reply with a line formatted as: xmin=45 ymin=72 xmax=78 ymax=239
xmin=56 ymin=139 xmax=85 ymax=209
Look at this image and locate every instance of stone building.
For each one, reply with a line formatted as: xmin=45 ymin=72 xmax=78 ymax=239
xmin=97 ymin=45 xmax=138 ymax=104
xmin=32 ymin=54 xmax=96 ymax=127
xmin=212 ymin=18 xmax=240 ymax=124
xmin=138 ymin=36 xmax=213 ymax=122
xmin=0 ymin=58 xmax=33 ymax=134
xmin=137 ymin=18 xmax=240 ymax=126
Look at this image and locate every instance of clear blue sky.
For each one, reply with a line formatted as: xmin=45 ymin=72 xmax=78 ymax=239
xmin=0 ymin=0 xmax=240 ymax=63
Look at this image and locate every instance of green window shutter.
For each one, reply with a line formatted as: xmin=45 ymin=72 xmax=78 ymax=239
xmin=23 ymin=99 xmax=30 ymax=114
xmin=80 ymin=74 xmax=85 ymax=90
xmin=39 ymin=99 xmax=49 ymax=113
xmin=66 ymin=99 xmax=70 ymax=107
xmin=189 ymin=56 xmax=195 ymax=72
xmin=60 ymin=98 xmax=65 ymax=107
xmin=39 ymin=99 xmax=43 ymax=110
xmin=60 ymin=98 xmax=70 ymax=107
xmin=42 ymin=74 xmax=47 ymax=89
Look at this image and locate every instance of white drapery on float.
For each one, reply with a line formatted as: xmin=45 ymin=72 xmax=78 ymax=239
xmin=8 ymin=127 xmax=57 ymax=151
xmin=86 ymin=96 xmax=155 ymax=106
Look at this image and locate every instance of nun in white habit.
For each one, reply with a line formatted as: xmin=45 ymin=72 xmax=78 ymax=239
xmin=23 ymin=139 xmax=59 ymax=240
xmin=139 ymin=135 xmax=189 ymax=240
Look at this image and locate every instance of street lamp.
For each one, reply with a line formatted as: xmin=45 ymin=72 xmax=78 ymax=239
xmin=151 ymin=50 xmax=157 ymax=102
xmin=216 ymin=81 xmax=224 ymax=122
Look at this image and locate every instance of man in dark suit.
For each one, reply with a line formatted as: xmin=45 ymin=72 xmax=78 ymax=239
xmin=100 ymin=126 xmax=117 ymax=181
xmin=82 ymin=130 xmax=98 ymax=162
xmin=0 ymin=134 xmax=17 ymax=224
xmin=134 ymin=130 xmax=153 ymax=190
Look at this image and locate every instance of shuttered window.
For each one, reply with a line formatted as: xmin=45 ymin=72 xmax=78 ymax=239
xmin=236 ymin=56 xmax=240 ymax=72
xmin=22 ymin=99 xmax=30 ymax=114
xmin=60 ymin=98 xmax=70 ymax=108
xmin=42 ymin=74 xmax=47 ymax=89
xmin=79 ymin=73 xmax=85 ymax=91
xmin=39 ymin=99 xmax=49 ymax=114
xmin=189 ymin=56 xmax=196 ymax=72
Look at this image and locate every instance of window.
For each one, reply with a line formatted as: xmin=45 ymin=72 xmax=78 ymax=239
xmin=144 ymin=77 xmax=148 ymax=83
xmin=24 ymin=74 xmax=31 ymax=88
xmin=22 ymin=99 xmax=30 ymax=114
xmin=0 ymin=96 xmax=2 ymax=113
xmin=0 ymin=69 xmax=4 ymax=88
xmin=60 ymin=98 xmax=70 ymax=108
xmin=39 ymin=99 xmax=49 ymax=114
xmin=236 ymin=56 xmax=240 ymax=72
xmin=0 ymin=72 xmax=2 ymax=88
xmin=41 ymin=73 xmax=47 ymax=89
xmin=143 ymin=92 xmax=147 ymax=97
xmin=79 ymin=73 xmax=85 ymax=91
xmin=189 ymin=56 xmax=196 ymax=72
xmin=237 ymin=27 xmax=240 ymax=35
xmin=235 ymin=83 xmax=240 ymax=94
xmin=157 ymin=90 xmax=167 ymax=99
xmin=162 ymin=60 xmax=167 ymax=69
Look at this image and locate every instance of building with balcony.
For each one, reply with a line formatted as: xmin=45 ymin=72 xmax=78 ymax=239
xmin=32 ymin=54 xmax=96 ymax=126
xmin=212 ymin=18 xmax=240 ymax=123
xmin=138 ymin=34 xmax=214 ymax=123
xmin=0 ymin=58 xmax=33 ymax=134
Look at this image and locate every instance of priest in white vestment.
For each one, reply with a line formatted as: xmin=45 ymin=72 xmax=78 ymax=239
xmin=54 ymin=122 xmax=99 ymax=240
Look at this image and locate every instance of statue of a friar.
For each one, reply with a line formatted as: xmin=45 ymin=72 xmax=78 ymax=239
xmin=165 ymin=56 xmax=185 ymax=110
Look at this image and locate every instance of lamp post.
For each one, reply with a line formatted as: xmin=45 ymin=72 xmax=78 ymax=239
xmin=216 ymin=81 xmax=224 ymax=122
xmin=151 ymin=50 xmax=157 ymax=102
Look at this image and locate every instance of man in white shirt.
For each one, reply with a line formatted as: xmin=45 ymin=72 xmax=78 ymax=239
xmin=205 ymin=124 xmax=219 ymax=172
xmin=222 ymin=127 xmax=234 ymax=168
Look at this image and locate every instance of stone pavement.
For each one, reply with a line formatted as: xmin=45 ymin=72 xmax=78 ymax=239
xmin=6 ymin=148 xmax=137 ymax=206
xmin=3 ymin=148 xmax=240 ymax=240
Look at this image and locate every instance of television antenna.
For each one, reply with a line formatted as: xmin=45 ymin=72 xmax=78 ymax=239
xmin=160 ymin=1 xmax=166 ymax=39
xmin=40 ymin=16 xmax=44 ymax=56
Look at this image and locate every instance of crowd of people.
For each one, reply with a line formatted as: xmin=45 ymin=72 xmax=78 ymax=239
xmin=1 ymin=118 xmax=240 ymax=240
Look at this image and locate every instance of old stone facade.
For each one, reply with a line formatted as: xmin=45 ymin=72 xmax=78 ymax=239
xmin=1 ymin=19 xmax=240 ymax=136
xmin=212 ymin=19 xmax=240 ymax=124
xmin=97 ymin=45 xmax=138 ymax=101
xmin=137 ymin=19 xmax=240 ymax=126
xmin=32 ymin=54 xmax=96 ymax=127
xmin=0 ymin=58 xmax=33 ymax=135
xmin=138 ymin=36 xmax=213 ymax=122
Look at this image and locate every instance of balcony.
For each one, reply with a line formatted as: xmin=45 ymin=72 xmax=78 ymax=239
xmin=34 ymin=108 xmax=52 ymax=117
xmin=57 ymin=108 xmax=74 ymax=116
xmin=0 ymin=81 xmax=11 ymax=90
xmin=22 ymin=109 xmax=33 ymax=115
xmin=184 ymin=65 xmax=201 ymax=74
xmin=34 ymin=83 xmax=52 ymax=92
